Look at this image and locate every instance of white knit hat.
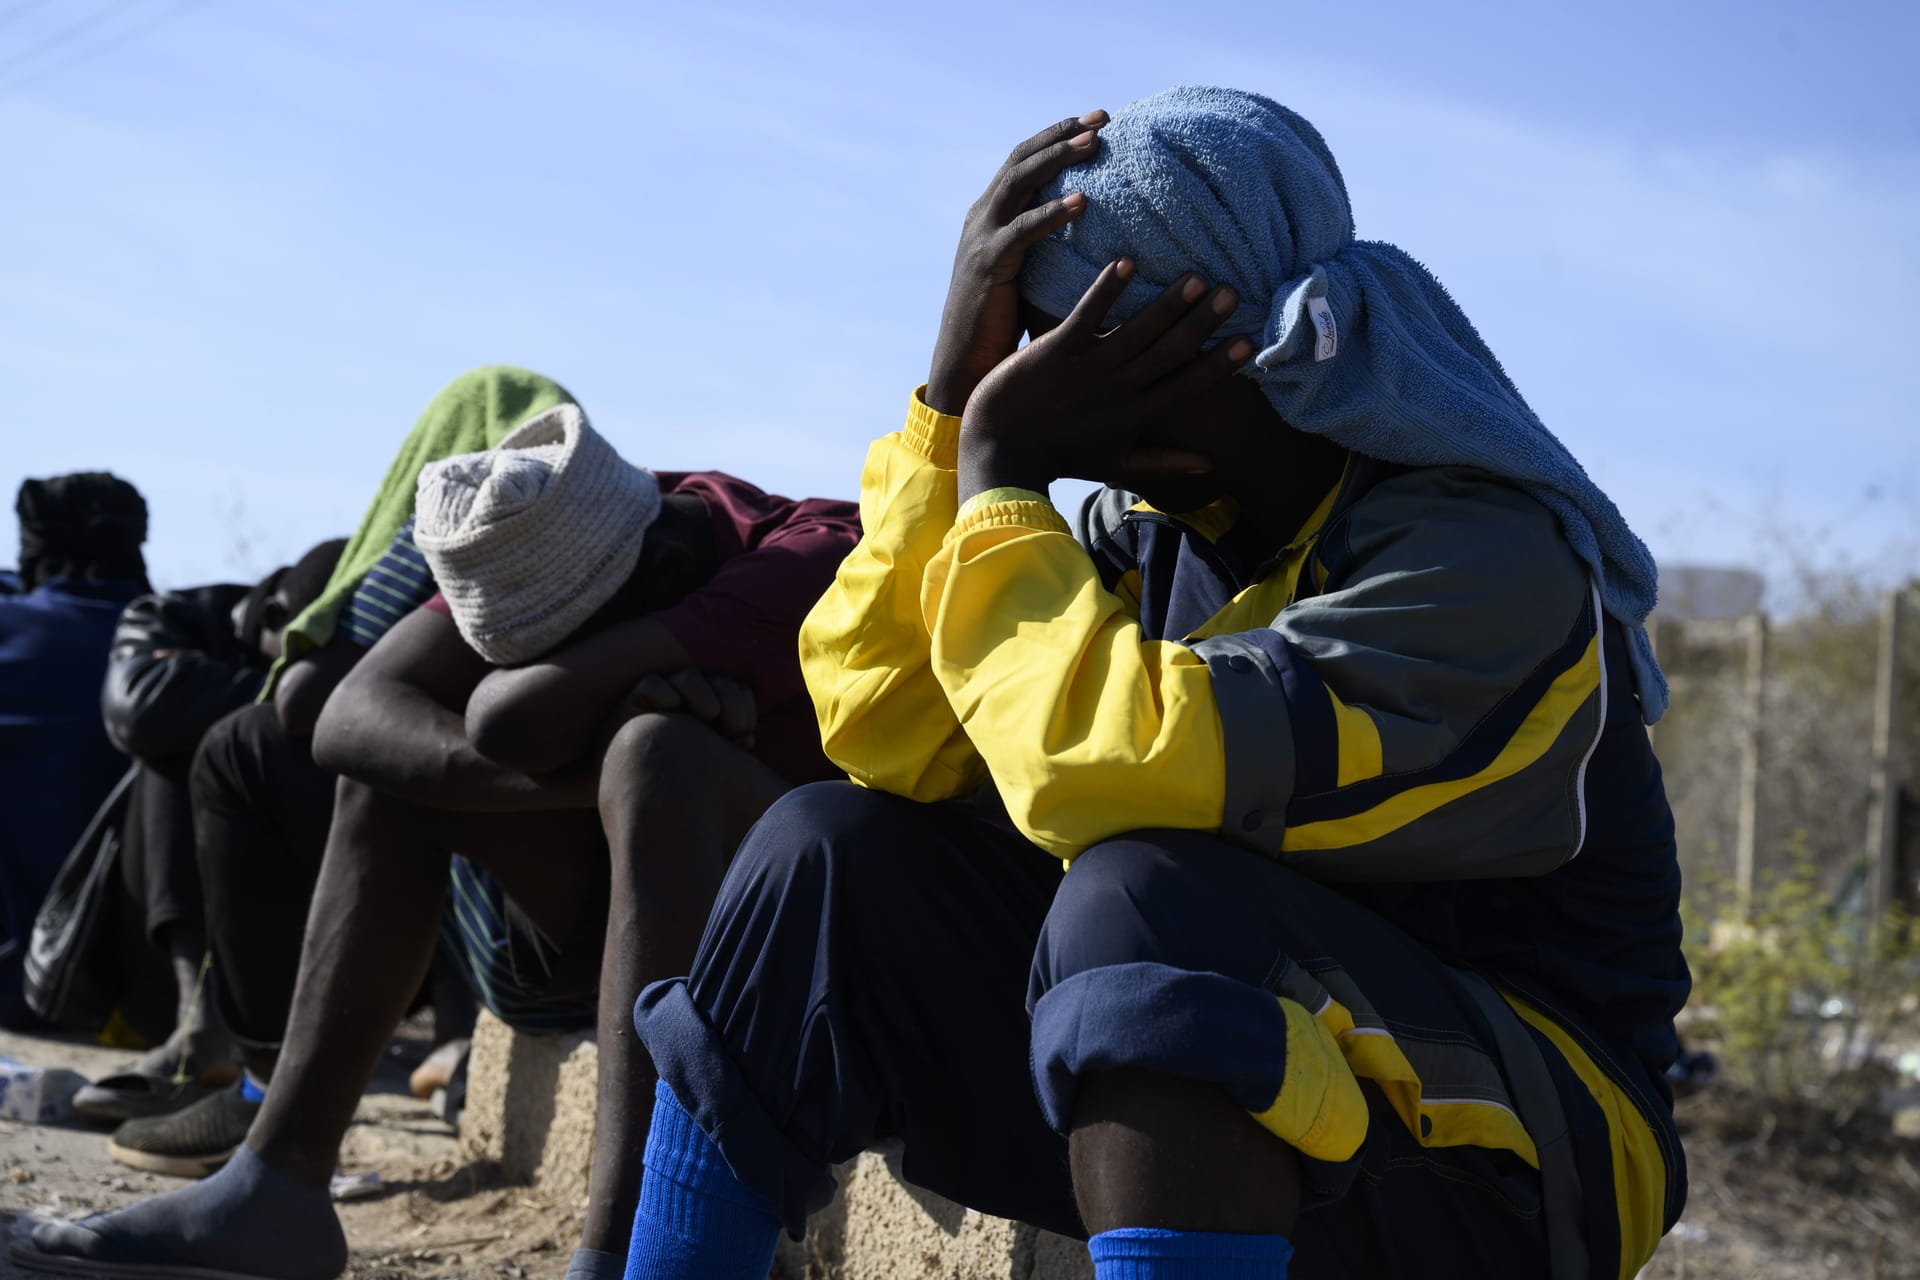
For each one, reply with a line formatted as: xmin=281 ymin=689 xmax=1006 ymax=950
xmin=413 ymin=404 xmax=662 ymax=664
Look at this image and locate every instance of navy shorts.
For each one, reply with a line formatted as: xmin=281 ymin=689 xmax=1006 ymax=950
xmin=637 ymin=782 xmax=1629 ymax=1278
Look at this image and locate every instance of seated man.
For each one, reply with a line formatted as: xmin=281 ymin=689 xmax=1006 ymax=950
xmin=94 ymin=366 xmax=580 ymax=1176
xmin=64 ymin=539 xmax=346 ymax=1123
xmin=0 ymin=472 xmax=151 ymax=1027
xmin=618 ymin=91 xmax=1690 ymax=1279
xmin=20 ymin=400 xmax=860 ymax=1280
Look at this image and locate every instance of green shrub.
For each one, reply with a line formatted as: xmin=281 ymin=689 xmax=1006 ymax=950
xmin=1685 ymin=852 xmax=1919 ymax=1121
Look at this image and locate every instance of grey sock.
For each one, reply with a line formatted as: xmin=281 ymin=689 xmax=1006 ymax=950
xmin=564 ymin=1247 xmax=626 ymax=1280
xmin=29 ymin=1144 xmax=346 ymax=1280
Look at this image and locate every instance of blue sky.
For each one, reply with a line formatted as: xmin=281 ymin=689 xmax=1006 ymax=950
xmin=3 ymin=0 xmax=1916 ymax=605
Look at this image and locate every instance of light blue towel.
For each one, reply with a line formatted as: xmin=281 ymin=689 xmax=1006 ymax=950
xmin=1021 ymin=86 xmax=1668 ymax=722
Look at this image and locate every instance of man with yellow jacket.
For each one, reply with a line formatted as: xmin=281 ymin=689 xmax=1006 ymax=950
xmin=625 ymin=88 xmax=1689 ymax=1280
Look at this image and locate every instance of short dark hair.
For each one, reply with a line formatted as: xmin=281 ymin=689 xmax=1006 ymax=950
xmin=279 ymin=538 xmax=348 ymax=618
xmin=238 ymin=537 xmax=347 ymax=645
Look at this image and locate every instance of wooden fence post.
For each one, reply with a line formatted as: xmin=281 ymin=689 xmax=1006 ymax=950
xmin=1865 ymin=589 xmax=1908 ymax=922
xmin=1734 ymin=612 xmax=1769 ymax=908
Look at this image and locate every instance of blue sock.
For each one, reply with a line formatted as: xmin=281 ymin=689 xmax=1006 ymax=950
xmin=239 ymin=1071 xmax=267 ymax=1103
xmin=1089 ymin=1228 xmax=1293 ymax=1279
xmin=623 ymin=1081 xmax=780 ymax=1280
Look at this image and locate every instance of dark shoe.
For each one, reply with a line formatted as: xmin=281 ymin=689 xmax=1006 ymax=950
xmin=73 ymin=1031 xmax=239 ymax=1125
xmin=108 ymin=1082 xmax=260 ymax=1179
xmin=74 ymin=1072 xmax=220 ymax=1125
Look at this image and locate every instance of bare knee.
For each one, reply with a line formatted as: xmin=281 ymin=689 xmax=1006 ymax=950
xmin=596 ymin=712 xmax=728 ymax=823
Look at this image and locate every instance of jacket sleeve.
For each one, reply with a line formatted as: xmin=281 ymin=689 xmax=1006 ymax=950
xmin=922 ymin=467 xmax=1603 ymax=875
xmin=921 ymin=494 xmax=1226 ymax=857
xmin=797 ymin=390 xmax=988 ymax=802
xmin=102 ymin=593 xmax=265 ymax=762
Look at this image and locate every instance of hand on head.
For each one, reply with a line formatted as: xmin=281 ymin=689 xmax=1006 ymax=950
xmin=931 ymin=112 xmax=1271 ymax=509
xmin=926 ymin=111 xmax=1109 ymax=418
xmin=957 ymin=261 xmax=1253 ymax=502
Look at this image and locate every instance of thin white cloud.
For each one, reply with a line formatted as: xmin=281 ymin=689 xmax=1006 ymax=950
xmin=2 ymin=2 xmax=1913 ymax=592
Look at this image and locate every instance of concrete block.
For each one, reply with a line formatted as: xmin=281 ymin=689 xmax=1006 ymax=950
xmin=464 ymin=1011 xmax=1091 ymax=1278
xmin=460 ymin=1010 xmax=600 ymax=1209
xmin=773 ymin=1145 xmax=1092 ymax=1280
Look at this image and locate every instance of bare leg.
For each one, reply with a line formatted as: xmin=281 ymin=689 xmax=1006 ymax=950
xmin=25 ymin=783 xmax=602 ymax=1278
xmin=579 ymin=712 xmax=788 ymax=1256
xmin=135 ymin=923 xmax=238 ymax=1084
xmin=1069 ymin=1067 xmax=1303 ymax=1237
xmin=250 ymin=779 xmax=603 ymax=1185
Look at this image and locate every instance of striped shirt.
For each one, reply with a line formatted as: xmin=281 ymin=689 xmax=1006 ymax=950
xmin=440 ymin=858 xmax=595 ymax=1033
xmin=338 ymin=518 xmax=436 ymax=648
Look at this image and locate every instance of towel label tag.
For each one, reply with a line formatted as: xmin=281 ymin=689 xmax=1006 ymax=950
xmin=1307 ymin=296 xmax=1338 ymax=362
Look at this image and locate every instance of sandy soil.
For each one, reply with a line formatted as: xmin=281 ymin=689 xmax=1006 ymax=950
xmin=1637 ymin=1088 xmax=1920 ymax=1280
xmin=6 ymin=1024 xmax=1919 ymax=1279
xmin=0 ymin=1021 xmax=579 ymax=1280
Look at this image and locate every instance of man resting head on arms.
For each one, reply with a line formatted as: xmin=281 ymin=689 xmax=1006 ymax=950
xmin=623 ymin=87 xmax=1688 ymax=1280
xmin=18 ymin=402 xmax=860 ymax=1280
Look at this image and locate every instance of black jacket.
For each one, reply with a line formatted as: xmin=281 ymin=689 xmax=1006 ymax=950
xmin=100 ymin=585 xmax=266 ymax=764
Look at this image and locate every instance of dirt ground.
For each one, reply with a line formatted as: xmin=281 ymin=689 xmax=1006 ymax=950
xmin=0 ymin=1020 xmax=580 ymax=1280
xmin=1638 ymin=1088 xmax=1920 ymax=1280
xmin=5 ymin=1024 xmax=1920 ymax=1279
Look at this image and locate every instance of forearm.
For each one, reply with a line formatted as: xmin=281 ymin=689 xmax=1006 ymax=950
xmin=314 ymin=680 xmax=596 ymax=812
xmin=273 ymin=639 xmax=362 ymax=738
xmin=956 ymin=428 xmax=1058 ymax=508
xmin=465 ymin=616 xmax=689 ymax=773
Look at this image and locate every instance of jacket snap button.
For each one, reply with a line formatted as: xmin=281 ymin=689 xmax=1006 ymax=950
xmin=1241 ymin=810 xmax=1264 ymax=831
xmin=1227 ymin=654 xmax=1254 ymax=673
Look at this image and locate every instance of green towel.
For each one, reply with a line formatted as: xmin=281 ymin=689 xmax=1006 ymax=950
xmin=264 ymin=365 xmax=577 ymax=692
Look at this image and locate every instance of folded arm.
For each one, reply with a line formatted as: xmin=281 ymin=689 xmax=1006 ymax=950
xmin=312 ymin=606 xmax=597 ymax=811
xmin=273 ymin=637 xmax=363 ymax=739
xmin=462 ymin=617 xmax=691 ymax=774
xmin=278 ymin=517 xmax=437 ymax=739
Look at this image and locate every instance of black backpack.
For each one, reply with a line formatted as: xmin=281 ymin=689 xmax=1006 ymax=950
xmin=24 ymin=765 xmax=138 ymax=1029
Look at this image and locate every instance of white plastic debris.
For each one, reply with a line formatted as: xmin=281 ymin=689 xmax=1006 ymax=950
xmin=330 ymin=1169 xmax=385 ymax=1202
xmin=0 ymin=1056 xmax=89 ymax=1123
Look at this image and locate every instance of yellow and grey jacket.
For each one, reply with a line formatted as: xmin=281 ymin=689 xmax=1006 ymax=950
xmin=800 ymin=391 xmax=1689 ymax=1270
xmin=808 ymin=391 xmax=1606 ymax=860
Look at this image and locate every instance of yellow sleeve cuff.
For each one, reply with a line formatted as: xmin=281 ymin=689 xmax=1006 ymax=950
xmin=904 ymin=386 xmax=962 ymax=470
xmin=956 ymin=486 xmax=1051 ymax=522
xmin=949 ymin=489 xmax=1070 ymax=539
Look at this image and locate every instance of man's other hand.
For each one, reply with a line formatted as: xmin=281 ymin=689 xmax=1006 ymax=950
xmin=618 ymin=670 xmax=756 ymax=749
